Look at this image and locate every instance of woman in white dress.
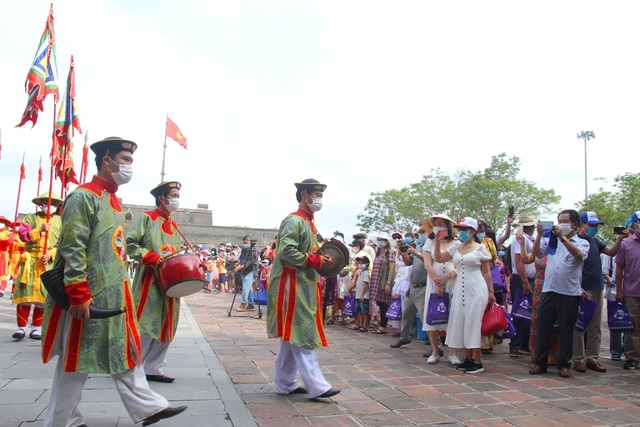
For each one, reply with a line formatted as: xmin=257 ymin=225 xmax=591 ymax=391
xmin=422 ymin=214 xmax=460 ymax=365
xmin=434 ymin=217 xmax=496 ymax=374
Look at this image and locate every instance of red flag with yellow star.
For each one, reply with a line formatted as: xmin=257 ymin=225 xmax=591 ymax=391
xmin=166 ymin=117 xmax=187 ymax=149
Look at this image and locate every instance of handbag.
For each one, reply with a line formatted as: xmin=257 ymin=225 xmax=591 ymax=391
xmin=494 ymin=305 xmax=516 ymax=339
xmin=251 ymin=289 xmax=267 ymax=306
xmin=426 ymin=292 xmax=450 ymax=326
xmin=574 ymin=298 xmax=597 ymax=332
xmin=511 ymin=288 xmax=533 ymax=321
xmin=481 ymin=303 xmax=508 ymax=336
xmin=607 ymin=300 xmax=635 ymax=333
xmin=385 ymin=297 xmax=402 ymax=321
xmin=343 ymin=293 xmax=355 ymax=317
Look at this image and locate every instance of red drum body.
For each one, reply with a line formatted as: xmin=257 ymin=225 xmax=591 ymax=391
xmin=158 ymin=254 xmax=205 ymax=298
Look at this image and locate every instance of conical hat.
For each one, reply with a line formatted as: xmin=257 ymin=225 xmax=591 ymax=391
xmin=32 ymin=191 xmax=63 ymax=205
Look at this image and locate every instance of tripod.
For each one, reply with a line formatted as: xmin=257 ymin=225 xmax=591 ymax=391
xmin=227 ymin=240 xmax=263 ymax=319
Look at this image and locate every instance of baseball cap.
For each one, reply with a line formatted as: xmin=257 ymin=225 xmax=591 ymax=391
xmin=453 ymin=217 xmax=478 ymax=231
xmin=580 ymin=211 xmax=604 ymax=225
xmin=631 ymin=211 xmax=640 ymax=223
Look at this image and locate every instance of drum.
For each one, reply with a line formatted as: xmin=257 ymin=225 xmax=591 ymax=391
xmin=158 ymin=254 xmax=206 ymax=298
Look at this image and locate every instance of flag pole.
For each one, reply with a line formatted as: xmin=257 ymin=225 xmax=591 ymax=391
xmin=80 ymin=130 xmax=89 ymax=184
xmin=161 ymin=114 xmax=168 ymax=182
xmin=14 ymin=152 xmax=26 ymax=226
xmin=42 ymin=96 xmax=58 ymax=268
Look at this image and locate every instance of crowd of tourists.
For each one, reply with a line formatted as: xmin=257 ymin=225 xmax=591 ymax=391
xmin=321 ymin=210 xmax=640 ymax=378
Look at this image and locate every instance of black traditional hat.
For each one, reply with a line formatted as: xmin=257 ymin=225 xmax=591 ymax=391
xmin=90 ymin=136 xmax=138 ymax=157
xmin=150 ymin=181 xmax=182 ymax=198
xmin=294 ymin=178 xmax=327 ymax=193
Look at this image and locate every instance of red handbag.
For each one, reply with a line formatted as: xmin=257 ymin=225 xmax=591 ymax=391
xmin=481 ymin=303 xmax=508 ymax=336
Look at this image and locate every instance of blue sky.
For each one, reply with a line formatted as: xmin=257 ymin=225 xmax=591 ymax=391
xmin=1 ymin=1 xmax=639 ymax=242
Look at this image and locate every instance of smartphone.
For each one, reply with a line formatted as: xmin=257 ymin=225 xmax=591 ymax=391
xmin=613 ymin=226 xmax=626 ymax=235
xmin=509 ymin=205 xmax=515 ymax=216
xmin=540 ymin=221 xmax=554 ymax=230
xmin=516 ymin=225 xmax=523 ymax=235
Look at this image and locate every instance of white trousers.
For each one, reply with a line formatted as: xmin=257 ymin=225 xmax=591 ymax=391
xmin=274 ymin=340 xmax=331 ymax=398
xmin=141 ymin=333 xmax=170 ymax=376
xmin=44 ymin=314 xmax=169 ymax=427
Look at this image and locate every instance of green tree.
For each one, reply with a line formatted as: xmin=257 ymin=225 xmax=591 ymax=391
xmin=357 ymin=153 xmax=560 ymax=236
xmin=577 ymin=172 xmax=640 ymax=243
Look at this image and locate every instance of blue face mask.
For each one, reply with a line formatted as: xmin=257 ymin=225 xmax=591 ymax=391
xmin=586 ymin=227 xmax=598 ymax=237
xmin=416 ymin=233 xmax=427 ymax=245
xmin=476 ymin=232 xmax=486 ymax=240
xmin=243 ymin=243 xmax=250 ymax=249
xmin=498 ymin=250 xmax=505 ymax=257
xmin=403 ymin=237 xmax=412 ymax=244
xmin=458 ymin=230 xmax=472 ymax=242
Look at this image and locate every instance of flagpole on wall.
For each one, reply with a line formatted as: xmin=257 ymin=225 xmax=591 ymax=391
xmin=161 ymin=114 xmax=169 ymax=182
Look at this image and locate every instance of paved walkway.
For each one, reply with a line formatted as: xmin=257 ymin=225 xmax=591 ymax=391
xmin=2 ymin=287 xmax=640 ymax=426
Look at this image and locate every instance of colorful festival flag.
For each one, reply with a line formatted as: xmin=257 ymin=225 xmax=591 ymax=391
xmin=166 ymin=117 xmax=188 ymax=149
xmin=53 ymin=56 xmax=81 ymax=186
xmin=16 ymin=4 xmax=59 ymax=128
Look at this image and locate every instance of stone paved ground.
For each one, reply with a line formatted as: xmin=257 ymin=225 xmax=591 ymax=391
xmin=188 ymin=289 xmax=640 ymax=427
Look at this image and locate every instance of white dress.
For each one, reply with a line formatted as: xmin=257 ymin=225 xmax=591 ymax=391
xmin=444 ymin=241 xmax=491 ymax=349
xmin=422 ymin=239 xmax=456 ymax=332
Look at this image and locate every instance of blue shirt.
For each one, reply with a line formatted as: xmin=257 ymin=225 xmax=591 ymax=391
xmin=539 ymin=234 xmax=590 ymax=296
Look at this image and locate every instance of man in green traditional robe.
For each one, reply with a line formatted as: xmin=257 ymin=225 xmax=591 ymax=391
xmin=127 ymin=181 xmax=182 ymax=383
xmin=42 ymin=137 xmax=186 ymax=427
xmin=266 ymin=178 xmax=340 ymax=399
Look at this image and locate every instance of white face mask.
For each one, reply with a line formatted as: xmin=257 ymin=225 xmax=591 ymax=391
xmin=166 ymin=198 xmax=179 ymax=212
xmin=309 ymin=197 xmax=323 ymax=212
xmin=358 ymin=264 xmax=366 ymax=269
xmin=107 ymin=158 xmax=133 ymax=185
xmin=41 ymin=206 xmax=51 ymax=215
xmin=559 ymin=223 xmax=573 ymax=236
xmin=377 ymin=240 xmax=386 ymax=248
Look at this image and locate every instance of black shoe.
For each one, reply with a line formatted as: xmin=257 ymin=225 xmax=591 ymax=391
xmin=142 ymin=405 xmax=187 ymax=426
xmin=314 ymin=388 xmax=341 ymax=399
xmin=464 ymin=361 xmax=485 ymax=374
xmin=456 ymin=358 xmax=472 ymax=371
xmin=12 ymin=329 xmax=25 ymax=340
xmin=146 ymin=374 xmax=175 ymax=383
xmin=390 ymin=339 xmax=411 ymax=348
xmin=287 ymin=387 xmax=307 ymax=394
xmin=623 ymin=360 xmax=638 ymax=370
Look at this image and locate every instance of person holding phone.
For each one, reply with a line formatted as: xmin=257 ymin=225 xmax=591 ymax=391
xmin=508 ymin=215 xmax=537 ymax=358
xmin=572 ymin=211 xmax=629 ymax=373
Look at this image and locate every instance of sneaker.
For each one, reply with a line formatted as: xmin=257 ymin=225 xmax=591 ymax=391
xmin=236 ymin=304 xmax=246 ymax=312
xmin=465 ymin=361 xmax=485 ymax=374
xmin=509 ymin=350 xmax=520 ymax=358
xmin=427 ymin=355 xmax=439 ymax=364
xmin=448 ymin=355 xmax=461 ymax=365
xmin=623 ymin=360 xmax=637 ymax=370
xmin=456 ymin=358 xmax=472 ymax=371
xmin=611 ymin=354 xmax=622 ymax=361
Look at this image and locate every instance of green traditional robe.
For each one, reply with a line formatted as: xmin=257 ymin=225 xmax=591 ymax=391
xmin=127 ymin=208 xmax=181 ymax=342
xmin=42 ymin=176 xmax=141 ymax=374
xmin=266 ymin=208 xmax=328 ymax=349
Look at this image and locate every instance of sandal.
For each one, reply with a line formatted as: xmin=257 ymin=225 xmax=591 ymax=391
xmin=371 ymin=328 xmax=387 ymax=335
xmin=357 ymin=327 xmax=368 ymax=332
xmin=347 ymin=324 xmax=358 ymax=330
xmin=339 ymin=320 xmax=348 ymax=325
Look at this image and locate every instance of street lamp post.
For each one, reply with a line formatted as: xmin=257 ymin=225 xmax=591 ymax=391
xmin=576 ymin=130 xmax=595 ymax=201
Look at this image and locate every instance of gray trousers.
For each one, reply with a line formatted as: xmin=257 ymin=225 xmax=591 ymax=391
xmin=400 ymin=285 xmax=426 ymax=342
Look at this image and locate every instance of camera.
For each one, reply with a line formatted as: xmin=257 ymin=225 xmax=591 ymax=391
xmin=400 ymin=245 xmax=409 ymax=252
xmin=613 ymin=226 xmax=626 ymax=235
xmin=509 ymin=205 xmax=515 ymax=216
xmin=250 ymin=239 xmax=257 ymax=247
